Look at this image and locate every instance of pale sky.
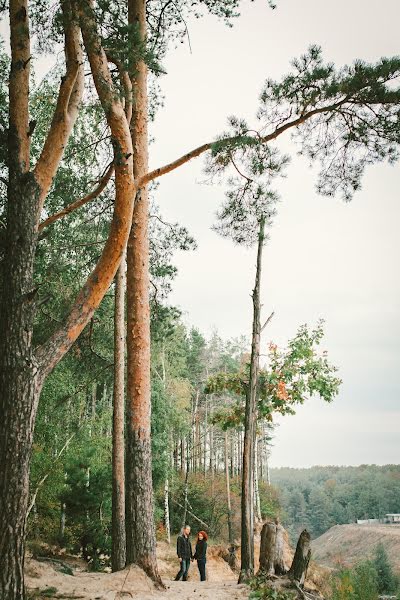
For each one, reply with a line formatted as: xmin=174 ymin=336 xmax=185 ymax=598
xmin=1 ymin=0 xmax=399 ymax=467
xmin=149 ymin=0 xmax=400 ymax=467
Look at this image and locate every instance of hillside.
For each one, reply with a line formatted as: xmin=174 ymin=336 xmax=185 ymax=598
xmin=312 ymin=524 xmax=400 ymax=572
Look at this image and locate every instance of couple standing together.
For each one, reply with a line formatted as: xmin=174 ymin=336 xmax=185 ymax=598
xmin=175 ymin=525 xmax=208 ymax=582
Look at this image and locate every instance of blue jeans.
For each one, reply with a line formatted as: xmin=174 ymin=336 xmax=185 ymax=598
xmin=175 ymin=559 xmax=190 ymax=581
xmin=197 ymin=558 xmax=206 ymax=581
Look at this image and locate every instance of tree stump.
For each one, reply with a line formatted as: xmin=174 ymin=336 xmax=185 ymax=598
xmin=258 ymin=521 xmax=277 ymax=575
xmin=274 ymin=522 xmax=287 ymax=575
xmin=288 ymin=529 xmax=311 ymax=586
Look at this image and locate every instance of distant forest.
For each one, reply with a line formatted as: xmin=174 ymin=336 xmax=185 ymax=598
xmin=271 ymin=465 xmax=400 ymax=540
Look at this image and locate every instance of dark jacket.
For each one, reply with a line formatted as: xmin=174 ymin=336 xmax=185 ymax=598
xmin=177 ymin=534 xmax=193 ymax=560
xmin=194 ymin=539 xmax=207 ymax=561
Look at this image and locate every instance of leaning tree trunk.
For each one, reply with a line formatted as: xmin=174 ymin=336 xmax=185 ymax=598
xmin=112 ymin=253 xmax=127 ymax=572
xmin=288 ymin=529 xmax=311 ymax=586
xmin=125 ymin=0 xmax=161 ymax=585
xmin=239 ymin=218 xmax=265 ymax=583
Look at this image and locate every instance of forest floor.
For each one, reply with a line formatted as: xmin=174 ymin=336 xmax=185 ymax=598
xmin=312 ymin=523 xmax=400 ymax=572
xmin=26 ymin=540 xmax=249 ymax=600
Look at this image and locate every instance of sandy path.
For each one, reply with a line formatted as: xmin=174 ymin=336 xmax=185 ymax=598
xmin=132 ymin=580 xmax=250 ymax=600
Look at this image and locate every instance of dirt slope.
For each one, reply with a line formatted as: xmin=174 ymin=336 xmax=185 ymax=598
xmin=312 ymin=524 xmax=400 ymax=572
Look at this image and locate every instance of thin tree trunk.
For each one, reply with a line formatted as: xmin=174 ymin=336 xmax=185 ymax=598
xmin=112 ymin=252 xmax=126 ymax=572
xmin=204 ymin=399 xmax=208 ymax=477
xmin=125 ymin=0 xmax=161 ymax=585
xmin=182 ymin=445 xmax=190 ymax=527
xmin=181 ymin=438 xmax=185 ymax=473
xmin=239 ymin=218 xmax=265 ymax=583
xmin=164 ymin=479 xmax=171 ymax=544
xmin=225 ymin=432 xmax=234 ymax=544
xmin=60 ymin=503 xmax=66 ymax=540
xmin=254 ymin=434 xmax=262 ymax=523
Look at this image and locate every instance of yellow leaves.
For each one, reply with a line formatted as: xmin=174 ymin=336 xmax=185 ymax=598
xmin=166 ymin=378 xmax=192 ymax=410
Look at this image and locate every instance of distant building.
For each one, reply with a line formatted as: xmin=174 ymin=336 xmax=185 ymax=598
xmin=383 ymin=513 xmax=400 ymax=524
xmin=356 ymin=518 xmax=379 ymax=524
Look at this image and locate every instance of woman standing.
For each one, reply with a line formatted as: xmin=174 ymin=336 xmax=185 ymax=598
xmin=193 ymin=530 xmax=208 ymax=581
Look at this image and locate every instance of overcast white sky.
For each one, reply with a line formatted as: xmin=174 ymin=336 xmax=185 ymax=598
xmin=149 ymin=0 xmax=400 ymax=467
xmin=1 ymin=0 xmax=399 ymax=468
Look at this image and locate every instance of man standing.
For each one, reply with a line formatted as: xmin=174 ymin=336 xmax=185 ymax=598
xmin=175 ymin=525 xmax=193 ymax=581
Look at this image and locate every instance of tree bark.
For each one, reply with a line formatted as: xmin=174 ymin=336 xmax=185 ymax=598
xmin=274 ymin=521 xmax=287 ymax=575
xmin=225 ymin=432 xmax=234 ymax=544
xmin=164 ymin=479 xmax=171 ymax=544
xmin=125 ymin=0 xmax=162 ymax=585
xmin=288 ymin=529 xmax=311 ymax=586
xmin=0 ymin=1 xmax=134 ymax=596
xmin=0 ymin=2 xmax=42 ymax=597
xmin=258 ymin=521 xmax=277 ymax=576
xmin=112 ymin=253 xmax=127 ymax=572
xmin=254 ymin=433 xmax=262 ymax=523
xmin=239 ymin=218 xmax=265 ymax=583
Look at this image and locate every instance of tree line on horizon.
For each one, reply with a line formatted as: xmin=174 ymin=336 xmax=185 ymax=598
xmin=270 ymin=464 xmax=400 ymax=539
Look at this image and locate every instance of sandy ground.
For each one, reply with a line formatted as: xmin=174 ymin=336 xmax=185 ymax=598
xmin=26 ymin=541 xmax=249 ymax=599
xmin=137 ymin=580 xmax=250 ymax=600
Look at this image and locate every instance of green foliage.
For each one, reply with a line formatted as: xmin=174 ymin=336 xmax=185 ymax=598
xmin=249 ymin=573 xmax=296 ymax=599
xmin=373 ymin=543 xmax=398 ymax=594
xmin=272 ymin=465 xmax=400 ymax=540
xmin=330 ymin=569 xmax=354 ymax=600
xmin=207 ymin=320 xmax=341 ymax=430
xmin=210 ymin=46 xmax=400 ymax=206
xmin=349 ymin=561 xmax=378 ymax=600
xmin=329 ymin=561 xmax=380 ymax=600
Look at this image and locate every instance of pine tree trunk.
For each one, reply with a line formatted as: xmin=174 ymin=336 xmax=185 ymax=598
xmin=0 ymin=182 xmax=42 ymax=598
xmin=288 ymin=529 xmax=311 ymax=586
xmin=125 ymin=0 xmax=161 ymax=585
xmin=112 ymin=253 xmax=126 ymax=572
xmin=0 ymin=3 xmax=41 ymax=592
xmin=254 ymin=434 xmax=262 ymax=523
xmin=225 ymin=432 xmax=234 ymax=544
xmin=239 ymin=219 xmax=265 ymax=583
xmin=204 ymin=398 xmax=208 ymax=476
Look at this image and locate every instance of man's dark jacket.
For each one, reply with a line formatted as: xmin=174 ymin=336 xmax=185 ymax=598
xmin=176 ymin=534 xmax=192 ymax=560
